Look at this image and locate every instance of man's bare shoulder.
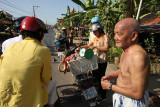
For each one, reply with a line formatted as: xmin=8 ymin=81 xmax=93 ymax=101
xmin=130 ymin=45 xmax=147 ymax=58
xmin=128 ymin=45 xmax=149 ymax=67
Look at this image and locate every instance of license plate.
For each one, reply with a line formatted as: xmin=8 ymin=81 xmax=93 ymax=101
xmin=83 ymin=86 xmax=97 ymax=100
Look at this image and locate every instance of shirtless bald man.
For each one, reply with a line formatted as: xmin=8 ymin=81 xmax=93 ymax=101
xmin=101 ymin=18 xmax=150 ymax=107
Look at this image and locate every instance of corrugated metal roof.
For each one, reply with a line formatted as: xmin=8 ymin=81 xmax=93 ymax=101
xmin=140 ymin=24 xmax=160 ymax=33
xmin=140 ymin=13 xmax=160 ymax=33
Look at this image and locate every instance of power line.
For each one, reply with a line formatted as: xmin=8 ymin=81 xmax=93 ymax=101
xmin=12 ymin=0 xmax=29 ymax=9
xmin=33 ymin=0 xmax=38 ymax=5
xmin=4 ymin=0 xmax=32 ymax=15
xmin=0 ymin=4 xmax=23 ymax=16
xmin=31 ymin=0 xmax=37 ymax=5
xmin=0 ymin=0 xmax=32 ymax=15
xmin=0 ymin=7 xmax=24 ymax=16
xmin=28 ymin=0 xmax=35 ymax=7
xmin=28 ymin=0 xmax=40 ymax=17
xmin=11 ymin=0 xmax=33 ymax=16
xmin=27 ymin=0 xmax=44 ymax=20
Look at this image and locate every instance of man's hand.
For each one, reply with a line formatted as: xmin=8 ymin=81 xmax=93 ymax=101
xmin=101 ymin=75 xmax=113 ymax=81
xmin=75 ymin=47 xmax=80 ymax=52
xmin=101 ymin=79 xmax=111 ymax=90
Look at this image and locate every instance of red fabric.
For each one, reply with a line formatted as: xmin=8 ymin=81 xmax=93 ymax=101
xmin=71 ymin=8 xmax=74 ymax=14
xmin=61 ymin=18 xmax=63 ymax=24
xmin=64 ymin=52 xmax=79 ymax=62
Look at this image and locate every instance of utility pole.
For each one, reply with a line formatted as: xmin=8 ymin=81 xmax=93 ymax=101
xmin=136 ymin=0 xmax=143 ymax=20
xmin=33 ymin=6 xmax=40 ymax=17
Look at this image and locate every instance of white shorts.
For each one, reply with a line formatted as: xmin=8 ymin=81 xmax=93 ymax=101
xmin=47 ymin=80 xmax=58 ymax=104
xmin=113 ymin=90 xmax=149 ymax=107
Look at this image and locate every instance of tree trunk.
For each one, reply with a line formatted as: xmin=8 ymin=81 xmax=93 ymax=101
xmin=125 ymin=0 xmax=135 ymax=18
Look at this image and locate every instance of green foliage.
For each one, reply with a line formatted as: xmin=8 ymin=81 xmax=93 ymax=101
xmin=56 ymin=0 xmax=159 ymax=65
xmin=0 ymin=12 xmax=6 ymax=20
xmin=139 ymin=0 xmax=160 ymax=19
xmin=156 ymin=11 xmax=160 ymax=15
xmin=150 ymin=56 xmax=160 ymax=74
xmin=58 ymin=0 xmax=159 ymax=30
xmin=67 ymin=6 xmax=70 ymax=15
xmin=107 ymin=39 xmax=123 ymax=62
xmin=144 ymin=33 xmax=156 ymax=53
xmin=71 ymin=0 xmax=86 ymax=9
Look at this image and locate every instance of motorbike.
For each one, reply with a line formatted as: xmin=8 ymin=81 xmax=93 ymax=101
xmin=56 ymin=36 xmax=70 ymax=52
xmin=58 ymin=46 xmax=99 ymax=107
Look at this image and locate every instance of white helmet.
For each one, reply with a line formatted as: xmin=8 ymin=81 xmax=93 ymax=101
xmin=62 ymin=27 xmax=66 ymax=30
xmin=91 ymin=23 xmax=101 ymax=32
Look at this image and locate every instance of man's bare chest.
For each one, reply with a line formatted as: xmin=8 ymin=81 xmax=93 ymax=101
xmin=119 ymin=55 xmax=131 ymax=77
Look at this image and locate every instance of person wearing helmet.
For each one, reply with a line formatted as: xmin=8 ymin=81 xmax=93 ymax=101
xmin=61 ymin=27 xmax=70 ymax=49
xmin=1 ymin=16 xmax=28 ymax=53
xmin=89 ymin=17 xmax=100 ymax=44
xmin=91 ymin=17 xmax=100 ymax=24
xmin=77 ymin=22 xmax=109 ymax=101
xmin=62 ymin=27 xmax=66 ymax=30
xmin=0 ymin=17 xmax=52 ymax=107
xmin=61 ymin=27 xmax=67 ymax=38
xmin=54 ymin=26 xmax=61 ymax=40
xmin=14 ymin=16 xmax=28 ymax=33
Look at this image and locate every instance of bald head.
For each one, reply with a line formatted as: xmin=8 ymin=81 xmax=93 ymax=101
xmin=116 ymin=18 xmax=140 ymax=33
xmin=114 ymin=18 xmax=140 ymax=49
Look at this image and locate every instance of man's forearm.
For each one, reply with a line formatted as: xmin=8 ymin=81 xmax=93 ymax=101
xmin=110 ymin=69 xmax=121 ymax=78
xmin=111 ymin=84 xmax=144 ymax=100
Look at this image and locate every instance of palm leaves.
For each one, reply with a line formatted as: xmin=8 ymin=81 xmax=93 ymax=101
xmin=71 ymin=0 xmax=86 ymax=9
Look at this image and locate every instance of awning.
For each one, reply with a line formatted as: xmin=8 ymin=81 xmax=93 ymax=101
xmin=140 ymin=24 xmax=160 ymax=33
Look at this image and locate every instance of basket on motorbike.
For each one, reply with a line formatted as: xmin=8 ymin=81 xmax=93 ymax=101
xmin=67 ymin=55 xmax=98 ymax=76
xmin=67 ymin=55 xmax=98 ymax=103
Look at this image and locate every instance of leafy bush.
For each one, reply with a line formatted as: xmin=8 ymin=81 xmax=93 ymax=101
xmin=107 ymin=39 xmax=122 ymax=62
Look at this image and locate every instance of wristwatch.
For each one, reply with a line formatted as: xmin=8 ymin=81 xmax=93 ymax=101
xmin=109 ymin=82 xmax=113 ymax=90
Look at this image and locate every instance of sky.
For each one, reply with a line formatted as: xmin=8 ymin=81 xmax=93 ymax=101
xmin=0 ymin=0 xmax=97 ymax=25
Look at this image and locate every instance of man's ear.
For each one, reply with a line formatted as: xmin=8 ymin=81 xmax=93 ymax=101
xmin=39 ymin=31 xmax=44 ymax=42
xmin=131 ymin=31 xmax=138 ymax=41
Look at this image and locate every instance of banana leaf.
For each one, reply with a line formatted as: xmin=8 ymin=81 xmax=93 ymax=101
xmin=71 ymin=0 xmax=86 ymax=9
xmin=67 ymin=6 xmax=70 ymax=15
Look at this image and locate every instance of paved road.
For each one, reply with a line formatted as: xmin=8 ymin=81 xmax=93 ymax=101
xmin=44 ymin=29 xmax=113 ymax=107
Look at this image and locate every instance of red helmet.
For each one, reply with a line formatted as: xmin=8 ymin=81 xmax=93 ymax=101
xmin=21 ymin=17 xmax=47 ymax=33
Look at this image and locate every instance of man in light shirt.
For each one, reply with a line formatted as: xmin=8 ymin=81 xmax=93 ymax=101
xmin=2 ymin=35 xmax=23 ymax=53
xmin=2 ymin=16 xmax=27 ymax=53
